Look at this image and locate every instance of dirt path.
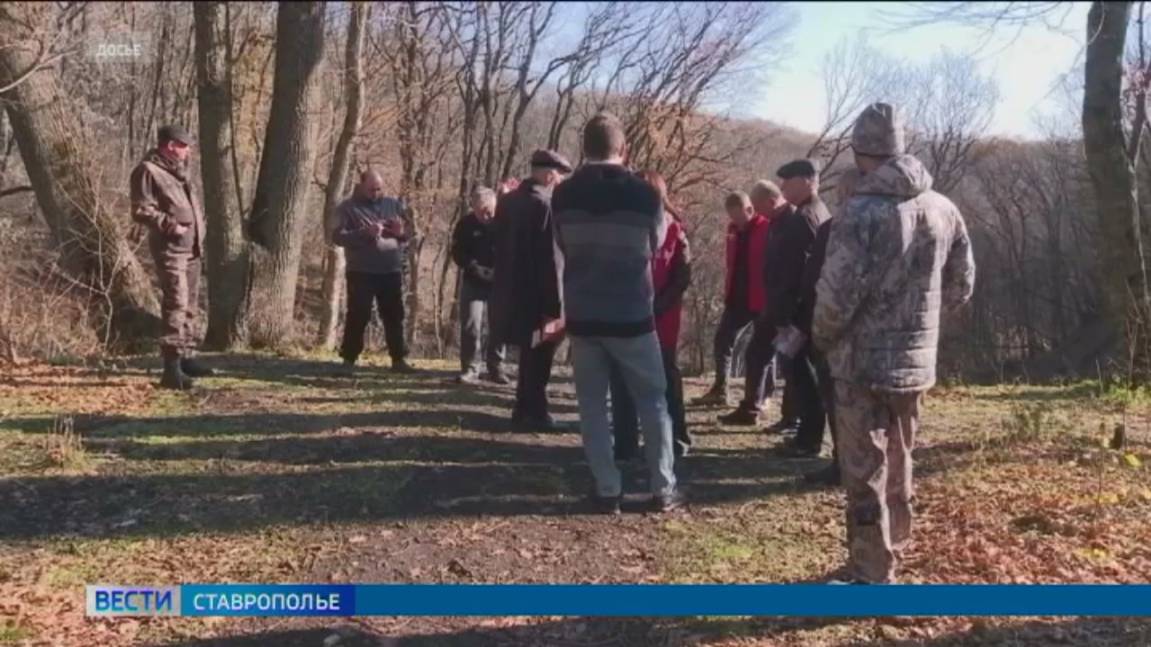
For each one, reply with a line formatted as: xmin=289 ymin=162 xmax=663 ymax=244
xmin=1 ymin=354 xmax=1149 ymax=646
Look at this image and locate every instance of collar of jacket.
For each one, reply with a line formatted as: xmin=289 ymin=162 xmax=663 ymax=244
xmin=145 ymin=149 xmax=188 ymax=183
xmin=519 ymin=177 xmax=553 ymax=200
xmin=732 ymin=212 xmax=767 ymax=235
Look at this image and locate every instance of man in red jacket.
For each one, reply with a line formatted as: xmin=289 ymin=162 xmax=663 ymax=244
xmin=694 ymin=191 xmax=770 ymax=408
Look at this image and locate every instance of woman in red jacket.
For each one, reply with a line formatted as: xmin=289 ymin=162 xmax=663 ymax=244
xmin=611 ymin=171 xmax=693 ymax=459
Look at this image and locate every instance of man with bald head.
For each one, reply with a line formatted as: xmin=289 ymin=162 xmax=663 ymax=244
xmin=333 ymin=170 xmax=417 ymax=373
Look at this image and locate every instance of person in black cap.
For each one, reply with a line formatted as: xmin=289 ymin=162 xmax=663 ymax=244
xmin=130 ymin=125 xmax=212 ymax=389
xmin=489 ymin=148 xmax=573 ymax=431
xmin=760 ymin=158 xmax=831 ymax=457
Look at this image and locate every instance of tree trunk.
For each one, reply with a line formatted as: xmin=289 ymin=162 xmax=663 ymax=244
xmin=0 ymin=2 xmax=160 ymax=347
xmin=245 ymin=1 xmax=326 ymax=348
xmin=194 ymin=1 xmax=250 ymax=350
xmin=316 ymin=1 xmax=368 ymax=349
xmin=1082 ymin=0 xmax=1148 ymax=378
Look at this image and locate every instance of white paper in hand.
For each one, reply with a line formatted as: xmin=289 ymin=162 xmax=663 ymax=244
xmin=773 ymin=326 xmax=807 ymax=358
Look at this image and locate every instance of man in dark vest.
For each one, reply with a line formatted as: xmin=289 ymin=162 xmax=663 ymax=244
xmin=489 ymin=149 xmax=572 ymax=432
xmin=130 ymin=125 xmax=212 ymax=389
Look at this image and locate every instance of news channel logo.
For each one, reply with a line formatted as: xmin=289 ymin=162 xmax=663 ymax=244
xmin=86 ymin=585 xmax=180 ymax=617
xmin=86 ymin=32 xmax=149 ymax=64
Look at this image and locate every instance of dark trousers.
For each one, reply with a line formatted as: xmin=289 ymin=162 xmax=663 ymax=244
xmin=611 ymin=345 xmax=689 ymax=455
xmin=341 ymin=271 xmax=407 ymax=363
xmin=514 ymin=340 xmax=556 ymax=421
xmin=738 ymin=317 xmax=777 ymax=411
xmin=813 ymin=350 xmax=838 ymax=465
xmin=712 ymin=305 xmax=754 ymax=389
xmin=459 ymin=280 xmax=505 ymax=375
xmin=778 ymin=369 xmax=799 ymax=424
xmin=789 ymin=345 xmax=828 ymax=451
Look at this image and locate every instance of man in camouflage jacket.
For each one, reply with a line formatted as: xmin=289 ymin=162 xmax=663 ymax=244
xmin=813 ymin=103 xmax=975 ymax=584
xmin=130 ymin=125 xmax=212 ymax=390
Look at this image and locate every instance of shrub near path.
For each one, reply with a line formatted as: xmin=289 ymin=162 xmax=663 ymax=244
xmin=0 ymin=356 xmax=1148 ymax=646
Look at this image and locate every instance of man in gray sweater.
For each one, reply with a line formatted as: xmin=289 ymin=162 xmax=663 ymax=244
xmin=333 ymin=170 xmax=416 ymax=373
xmin=552 ymin=113 xmax=680 ymax=514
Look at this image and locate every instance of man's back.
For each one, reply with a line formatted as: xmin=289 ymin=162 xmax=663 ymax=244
xmin=814 ymin=154 xmax=975 ymax=392
xmin=552 ymin=163 xmax=662 ymax=337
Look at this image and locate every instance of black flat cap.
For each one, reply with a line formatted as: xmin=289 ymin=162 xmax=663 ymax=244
xmin=158 ymin=124 xmax=195 ymax=146
xmin=776 ymin=158 xmax=819 ymax=179
xmin=530 ymin=149 xmax=573 ymax=173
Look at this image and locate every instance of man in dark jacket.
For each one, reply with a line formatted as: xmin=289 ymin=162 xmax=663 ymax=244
xmin=130 ymin=125 xmax=213 ymax=390
xmin=333 ymin=170 xmax=417 ymax=374
xmin=800 ymin=168 xmax=859 ymax=485
xmin=451 ymin=186 xmax=506 ymax=384
xmin=755 ymin=159 xmax=830 ymax=458
xmin=489 ymin=149 xmax=572 ymax=431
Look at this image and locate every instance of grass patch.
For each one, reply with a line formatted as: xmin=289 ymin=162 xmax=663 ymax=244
xmin=42 ymin=415 xmax=88 ymax=471
xmin=0 ymin=623 xmax=33 ymax=644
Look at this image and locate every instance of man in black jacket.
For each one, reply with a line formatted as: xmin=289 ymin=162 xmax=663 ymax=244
xmin=765 ymin=159 xmax=831 ymax=458
xmin=451 ymin=186 xmax=507 ymax=384
xmin=489 ymin=149 xmax=572 ymax=432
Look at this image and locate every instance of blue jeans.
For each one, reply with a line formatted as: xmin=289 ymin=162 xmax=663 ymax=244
xmin=570 ymin=333 xmax=676 ymax=498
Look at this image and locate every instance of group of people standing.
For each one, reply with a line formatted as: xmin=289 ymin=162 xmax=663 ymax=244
xmin=130 ymin=99 xmax=974 ymax=585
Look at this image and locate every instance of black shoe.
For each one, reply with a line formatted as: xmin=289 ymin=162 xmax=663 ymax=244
xmin=692 ymin=386 xmax=728 ymax=407
xmin=774 ymin=441 xmax=821 ymax=459
xmin=512 ymin=414 xmax=559 ymax=433
xmin=804 ymin=464 xmax=841 ymax=486
xmin=160 ymin=356 xmax=194 ymax=390
xmin=391 ymin=359 xmax=417 ymax=374
xmin=180 ymin=358 xmax=216 ymax=377
xmin=336 ymin=359 xmax=357 ymax=376
xmin=585 ymin=492 xmax=622 ymax=515
xmin=484 ymin=370 xmax=512 ymax=386
xmin=764 ymin=418 xmax=799 ymax=434
xmin=650 ymin=489 xmax=685 ymax=513
xmin=718 ymin=407 xmax=759 ymax=425
xmin=456 ymin=371 xmax=481 ymax=385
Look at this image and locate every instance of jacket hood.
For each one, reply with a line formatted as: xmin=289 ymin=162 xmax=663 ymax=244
xmin=856 ymin=154 xmax=932 ymax=198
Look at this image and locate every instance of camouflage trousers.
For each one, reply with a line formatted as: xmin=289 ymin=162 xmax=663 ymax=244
xmin=150 ymin=244 xmax=202 ymax=356
xmin=833 ymin=381 xmax=921 ymax=584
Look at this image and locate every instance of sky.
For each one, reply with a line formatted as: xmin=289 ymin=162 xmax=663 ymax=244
xmin=742 ymin=1 xmax=1089 ymax=140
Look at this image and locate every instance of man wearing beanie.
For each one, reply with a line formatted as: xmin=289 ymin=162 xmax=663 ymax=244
xmin=813 ymin=102 xmax=975 ymax=584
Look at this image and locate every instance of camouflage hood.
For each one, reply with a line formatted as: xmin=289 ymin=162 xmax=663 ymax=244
xmin=812 ymin=152 xmax=974 ymax=393
xmin=855 ymin=154 xmax=932 ymax=199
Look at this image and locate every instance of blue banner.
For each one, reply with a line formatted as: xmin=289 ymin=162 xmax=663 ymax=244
xmin=350 ymin=584 xmax=1151 ymax=617
xmin=181 ymin=584 xmax=355 ymax=617
xmin=84 ymin=583 xmax=1151 ymax=617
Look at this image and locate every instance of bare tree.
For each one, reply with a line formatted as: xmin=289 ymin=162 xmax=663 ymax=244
xmin=910 ymin=51 xmax=999 ymax=193
xmin=246 ymin=1 xmax=327 ymax=347
xmin=0 ymin=2 xmax=160 ymax=344
xmin=195 ymin=1 xmax=250 ymax=350
xmin=1082 ymin=1 xmax=1150 ymax=377
xmin=316 ymin=1 xmax=369 ymax=350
